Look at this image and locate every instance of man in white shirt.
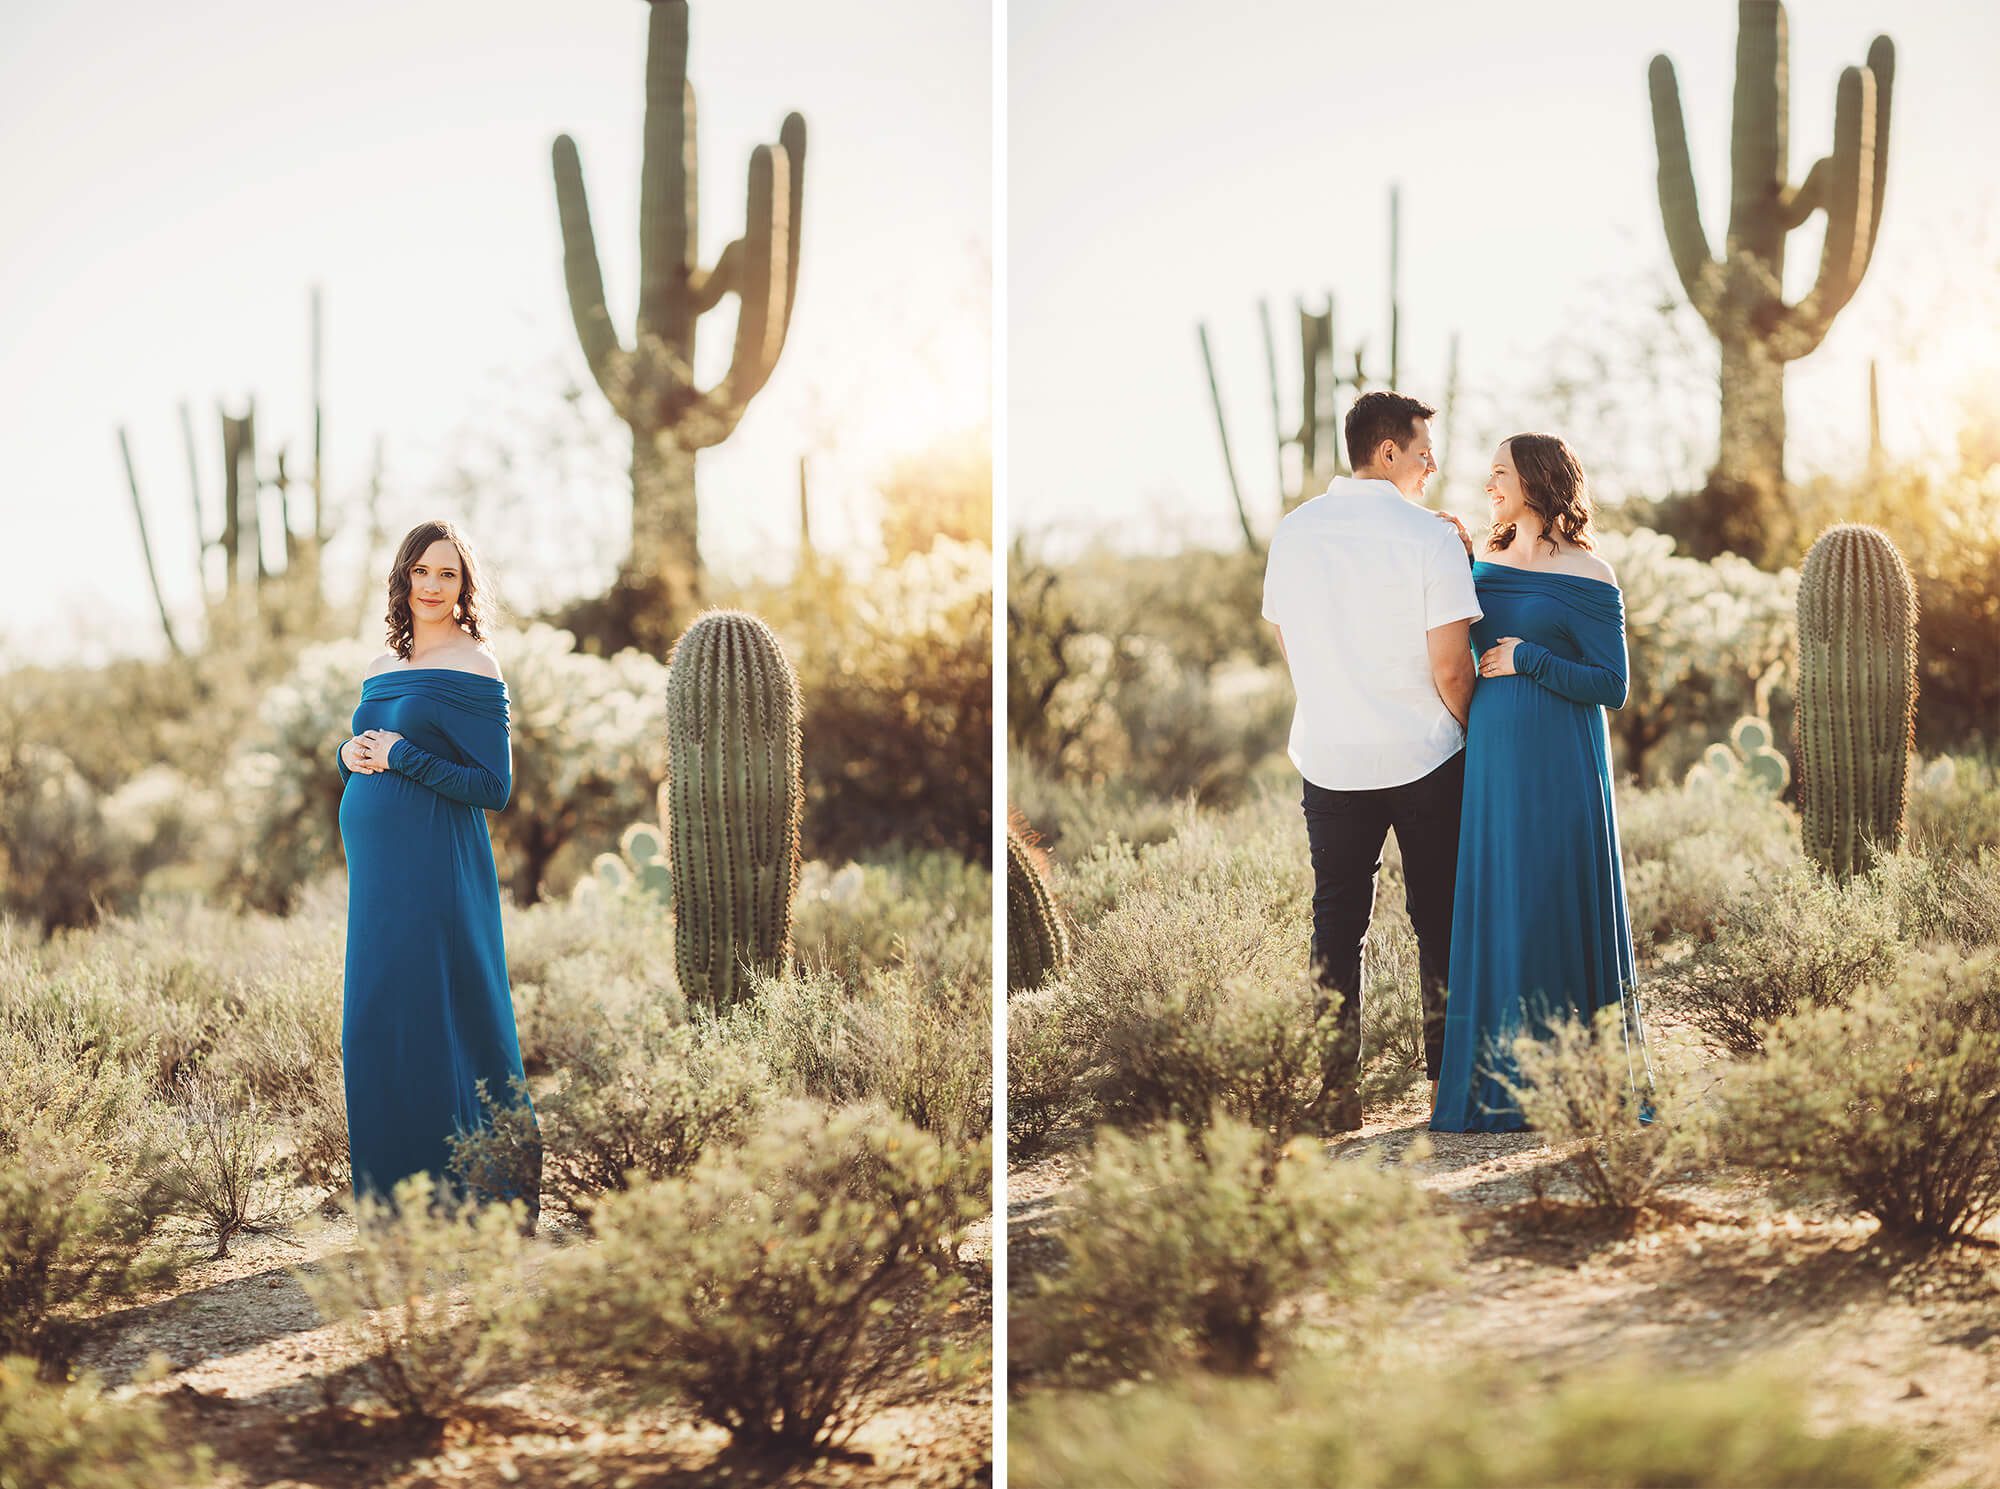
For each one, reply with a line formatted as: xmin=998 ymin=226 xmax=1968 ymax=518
xmin=1262 ymin=391 xmax=1480 ymax=1131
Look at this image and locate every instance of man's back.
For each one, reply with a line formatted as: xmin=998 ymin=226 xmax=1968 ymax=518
xmin=1262 ymin=475 xmax=1482 ymax=791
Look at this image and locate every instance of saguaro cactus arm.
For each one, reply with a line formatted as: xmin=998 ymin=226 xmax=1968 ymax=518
xmin=1646 ymin=56 xmax=1722 ymax=324
xmin=637 ymin=2 xmax=695 ymax=354
xmin=552 ymin=134 xmax=628 ymax=412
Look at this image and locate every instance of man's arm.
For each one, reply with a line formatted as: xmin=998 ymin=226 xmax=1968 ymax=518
xmin=1426 ymin=618 xmax=1476 ymax=730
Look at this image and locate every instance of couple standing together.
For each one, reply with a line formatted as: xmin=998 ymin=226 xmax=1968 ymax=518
xmin=1262 ymin=390 xmax=1652 ymax=1133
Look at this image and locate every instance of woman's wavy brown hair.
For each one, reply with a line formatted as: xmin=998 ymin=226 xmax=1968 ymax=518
xmin=384 ymin=520 xmax=487 ymax=661
xmin=1488 ymin=432 xmax=1596 ymax=558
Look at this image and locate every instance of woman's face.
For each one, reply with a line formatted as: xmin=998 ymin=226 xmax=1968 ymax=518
xmin=408 ymin=539 xmax=465 ymax=621
xmin=1485 ymin=443 xmax=1530 ymax=528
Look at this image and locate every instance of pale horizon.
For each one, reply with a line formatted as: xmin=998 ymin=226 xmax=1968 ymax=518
xmin=1010 ymin=0 xmax=2000 ymax=554
xmin=0 ymin=0 xmax=991 ymax=668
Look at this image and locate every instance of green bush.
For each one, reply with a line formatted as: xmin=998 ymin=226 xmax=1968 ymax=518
xmin=0 ymin=1355 xmax=216 ymax=1488
xmin=296 ymin=1173 xmax=536 ymax=1423
xmin=451 ymin=1006 xmax=770 ymax=1223
xmin=766 ymin=539 xmax=993 ymax=863
xmin=1009 ymin=1353 xmax=1919 ymax=1488
xmin=536 ymin=1100 xmax=987 ymax=1451
xmin=1717 ymin=946 xmax=2000 ymax=1243
xmin=155 ymin=1074 xmax=292 ymax=1259
xmin=1006 ymin=988 xmax=1085 ymax=1160
xmin=736 ymin=963 xmax=992 ymax=1142
xmin=1616 ymin=775 xmax=1799 ymax=949
xmin=1503 ymin=1005 xmax=1704 ymax=1213
xmin=1870 ymin=847 xmax=2000 ymax=953
xmin=0 ymin=1136 xmax=174 ymax=1370
xmin=790 ymin=849 xmax=991 ymax=990
xmin=1014 ymin=1116 xmax=1458 ymax=1384
xmin=1907 ymin=753 xmax=2000 ymax=861
xmin=1654 ymin=860 xmax=1901 ymax=1053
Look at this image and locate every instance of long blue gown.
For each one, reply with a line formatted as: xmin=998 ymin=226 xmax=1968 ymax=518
xmin=336 ymin=667 xmax=540 ymax=1208
xmin=1430 ymin=563 xmax=1652 ymax=1133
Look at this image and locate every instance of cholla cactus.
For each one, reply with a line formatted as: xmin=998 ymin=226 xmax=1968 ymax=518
xmin=664 ymin=610 xmax=803 ymax=1008
xmin=1006 ymin=818 xmax=1068 ymax=994
xmin=1795 ymin=524 xmax=1918 ymax=881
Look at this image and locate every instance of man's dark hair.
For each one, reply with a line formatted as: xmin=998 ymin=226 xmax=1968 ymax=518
xmin=1344 ymin=391 xmax=1437 ymax=472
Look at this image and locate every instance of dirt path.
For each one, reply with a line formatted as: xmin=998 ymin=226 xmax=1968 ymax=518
xmin=1007 ymin=1082 xmax=2000 ymax=1489
xmin=79 ymin=1194 xmax=993 ymax=1489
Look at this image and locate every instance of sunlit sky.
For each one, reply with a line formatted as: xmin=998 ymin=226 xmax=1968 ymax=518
xmin=1011 ymin=0 xmax=2000 ymax=550
xmin=0 ymin=0 xmax=989 ymax=666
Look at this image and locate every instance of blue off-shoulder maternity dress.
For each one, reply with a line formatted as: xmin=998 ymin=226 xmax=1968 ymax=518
xmin=336 ymin=666 xmax=540 ymax=1207
xmin=1430 ymin=562 xmax=1653 ymax=1133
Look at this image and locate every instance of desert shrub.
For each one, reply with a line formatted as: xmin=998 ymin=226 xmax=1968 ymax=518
xmin=790 ymin=849 xmax=990 ymax=989
xmin=1870 ymin=847 xmax=2000 ymax=953
xmin=1009 ymin=1352 xmax=1919 ymax=1489
xmin=737 ymin=963 xmax=992 ymax=1141
xmin=451 ymin=1006 xmax=770 ymax=1222
xmin=1007 ymin=989 xmax=1086 ymax=1160
xmin=0 ymin=998 xmax=156 ymax=1158
xmin=1053 ymin=862 xmax=1321 ymax=1141
xmin=1005 ymin=749 xmax=1181 ymax=867
xmin=1008 ymin=541 xmax=1289 ymax=809
xmin=0 ymin=1355 xmax=215 ymax=1487
xmin=1616 ymin=775 xmax=1799 ymax=949
xmin=296 ymin=1173 xmax=536 ymax=1423
xmin=0 ymin=1135 xmax=174 ymax=1370
xmin=1906 ymin=753 xmax=2000 ymax=861
xmin=1717 ymin=946 xmax=2000 ymax=1243
xmin=767 ymin=538 xmax=992 ymax=864
xmin=1654 ymin=860 xmax=1902 ymax=1053
xmin=1014 ymin=1116 xmax=1458 ymax=1384
xmin=155 ymin=1075 xmax=292 ymax=1259
xmin=1092 ymin=971 xmax=1334 ymax=1143
xmin=536 ymin=1100 xmax=988 ymax=1451
xmin=1503 ymin=1005 xmax=1704 ymax=1213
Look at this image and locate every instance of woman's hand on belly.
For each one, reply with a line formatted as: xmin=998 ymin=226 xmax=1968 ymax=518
xmin=353 ymin=730 xmax=403 ymax=772
xmin=342 ymin=735 xmax=385 ymax=774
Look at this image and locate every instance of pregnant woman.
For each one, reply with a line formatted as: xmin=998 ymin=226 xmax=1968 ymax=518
xmin=1430 ymin=434 xmax=1652 ymax=1133
xmin=336 ymin=519 xmax=541 ymax=1216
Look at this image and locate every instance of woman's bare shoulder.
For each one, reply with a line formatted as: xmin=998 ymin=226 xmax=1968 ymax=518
xmin=365 ymin=651 xmax=402 ymax=678
xmin=463 ymin=644 xmax=503 ymax=680
xmin=1564 ymin=549 xmax=1617 ymax=584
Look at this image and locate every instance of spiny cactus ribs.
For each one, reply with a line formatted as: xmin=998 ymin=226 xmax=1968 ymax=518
xmin=1795 ymin=524 xmax=1917 ymax=882
xmin=665 ymin=610 xmax=803 ymax=1008
xmin=1007 ymin=818 xmax=1068 ymax=994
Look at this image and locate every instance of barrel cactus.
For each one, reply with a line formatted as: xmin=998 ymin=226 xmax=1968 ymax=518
xmin=665 ymin=610 xmax=803 ymax=1007
xmin=1006 ymin=819 xmax=1068 ymax=994
xmin=1796 ymin=524 xmax=1918 ymax=881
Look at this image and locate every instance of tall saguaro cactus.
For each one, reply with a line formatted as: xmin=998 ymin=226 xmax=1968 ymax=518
xmin=1795 ymin=524 xmax=1917 ymax=882
xmin=1648 ymin=3 xmax=1894 ymax=566
xmin=665 ymin=610 xmax=804 ymax=1009
xmin=554 ymin=1 xmax=806 ymax=649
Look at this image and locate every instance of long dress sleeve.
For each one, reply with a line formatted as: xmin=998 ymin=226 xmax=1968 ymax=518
xmin=1512 ymin=594 xmax=1628 ymax=709
xmin=385 ymin=713 xmax=512 ymax=811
